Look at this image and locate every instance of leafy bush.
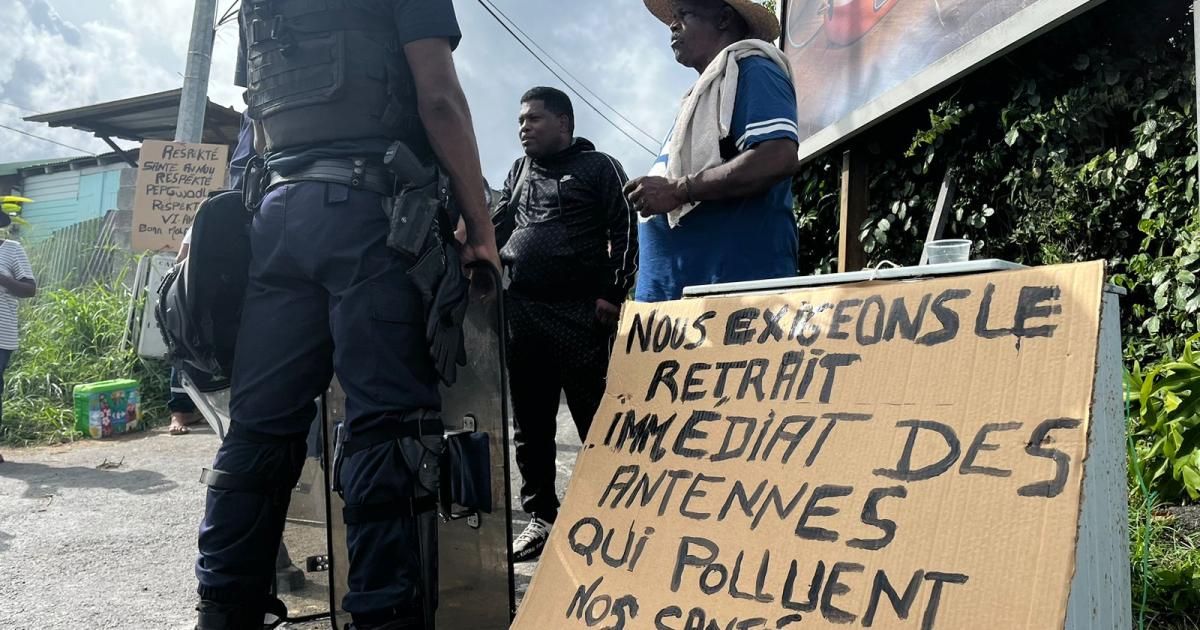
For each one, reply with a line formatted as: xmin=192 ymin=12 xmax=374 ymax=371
xmin=793 ymin=0 xmax=1199 ymax=364
xmin=1127 ymin=335 xmax=1200 ymax=627
xmin=1128 ymin=334 xmax=1200 ymax=505
xmin=1 ymin=279 xmax=169 ymax=445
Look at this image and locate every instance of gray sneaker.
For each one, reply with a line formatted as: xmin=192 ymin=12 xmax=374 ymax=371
xmin=513 ymin=517 xmax=552 ymax=562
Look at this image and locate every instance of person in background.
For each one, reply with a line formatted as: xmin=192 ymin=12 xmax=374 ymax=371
xmin=627 ymin=0 xmax=800 ymax=302
xmin=0 ymin=211 xmax=37 ymax=463
xmin=498 ymin=86 xmax=637 ymax=562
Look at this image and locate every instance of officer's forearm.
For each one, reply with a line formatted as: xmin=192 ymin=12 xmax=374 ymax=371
xmin=421 ymin=97 xmax=491 ymax=240
xmin=405 ymin=39 xmax=493 ymax=242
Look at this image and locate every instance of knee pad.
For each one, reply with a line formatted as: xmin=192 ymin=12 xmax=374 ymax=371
xmin=204 ymin=428 xmax=307 ymax=502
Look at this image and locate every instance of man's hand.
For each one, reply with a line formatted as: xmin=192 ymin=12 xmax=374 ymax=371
xmin=460 ymin=228 xmax=501 ymax=272
xmin=624 ymin=176 xmax=687 ymax=217
xmin=595 ymin=298 xmax=620 ymax=327
xmin=460 ymin=223 xmax=501 ymax=299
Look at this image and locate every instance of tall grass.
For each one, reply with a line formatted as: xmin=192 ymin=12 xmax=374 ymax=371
xmin=1 ymin=277 xmax=168 ymax=445
xmin=1129 ymin=494 xmax=1200 ymax=629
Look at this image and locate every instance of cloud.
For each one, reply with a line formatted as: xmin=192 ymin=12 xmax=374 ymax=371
xmin=0 ymin=0 xmax=242 ymax=162
xmin=455 ymin=0 xmax=695 ymax=181
xmin=1 ymin=0 xmax=697 ymax=185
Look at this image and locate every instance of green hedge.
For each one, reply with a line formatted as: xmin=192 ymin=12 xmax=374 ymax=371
xmin=793 ymin=0 xmax=1198 ymax=364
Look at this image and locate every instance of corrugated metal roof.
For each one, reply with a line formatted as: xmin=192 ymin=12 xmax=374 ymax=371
xmin=24 ymin=89 xmax=242 ymax=146
xmin=0 ymin=158 xmax=75 ymax=177
xmin=4 ymin=151 xmax=138 ymax=177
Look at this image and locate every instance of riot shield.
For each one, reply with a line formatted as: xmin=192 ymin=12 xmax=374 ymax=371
xmin=276 ymin=412 xmax=336 ymax=620
xmin=178 ymin=380 xmax=230 ymax=440
xmin=324 ymin=283 xmax=516 ymax=629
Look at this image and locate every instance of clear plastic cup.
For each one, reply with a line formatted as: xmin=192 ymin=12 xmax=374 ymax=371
xmin=923 ymin=239 xmax=972 ymax=264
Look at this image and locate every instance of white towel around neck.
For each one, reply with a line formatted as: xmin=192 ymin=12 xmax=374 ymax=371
xmin=648 ymin=39 xmax=794 ymax=228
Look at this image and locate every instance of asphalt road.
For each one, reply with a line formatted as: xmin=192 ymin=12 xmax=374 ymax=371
xmin=0 ymin=402 xmax=582 ymax=629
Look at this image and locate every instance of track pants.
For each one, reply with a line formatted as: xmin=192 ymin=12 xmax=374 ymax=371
xmin=505 ymin=294 xmax=612 ymax=523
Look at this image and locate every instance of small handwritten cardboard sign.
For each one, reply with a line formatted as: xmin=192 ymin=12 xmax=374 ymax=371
xmin=513 ymin=262 xmax=1105 ymax=630
xmin=131 ymin=139 xmax=228 ymax=252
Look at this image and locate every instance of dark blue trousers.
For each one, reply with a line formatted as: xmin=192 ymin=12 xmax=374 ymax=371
xmin=195 ymin=181 xmax=440 ymax=624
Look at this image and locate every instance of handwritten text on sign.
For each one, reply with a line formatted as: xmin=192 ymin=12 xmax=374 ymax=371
xmin=513 ymin=262 xmax=1104 ymax=630
xmin=131 ymin=140 xmax=228 ymax=252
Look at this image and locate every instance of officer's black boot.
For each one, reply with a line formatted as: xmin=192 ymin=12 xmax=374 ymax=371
xmin=195 ymin=600 xmax=264 ymax=630
xmin=196 ymin=596 xmax=288 ymax=630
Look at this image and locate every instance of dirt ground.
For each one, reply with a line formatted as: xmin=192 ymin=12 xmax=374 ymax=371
xmin=0 ymin=404 xmax=581 ymax=629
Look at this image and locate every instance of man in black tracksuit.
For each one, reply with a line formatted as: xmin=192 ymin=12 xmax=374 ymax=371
xmin=499 ymin=87 xmax=637 ymax=561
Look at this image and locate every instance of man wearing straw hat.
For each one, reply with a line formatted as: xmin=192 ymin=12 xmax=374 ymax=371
xmin=0 ymin=208 xmax=36 ymax=463
xmin=626 ymin=0 xmax=800 ymax=302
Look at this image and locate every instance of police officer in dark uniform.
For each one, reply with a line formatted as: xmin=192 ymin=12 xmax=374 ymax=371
xmin=195 ymin=1 xmax=499 ymax=629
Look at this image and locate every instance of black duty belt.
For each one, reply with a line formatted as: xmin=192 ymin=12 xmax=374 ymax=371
xmin=266 ymin=158 xmax=394 ymax=196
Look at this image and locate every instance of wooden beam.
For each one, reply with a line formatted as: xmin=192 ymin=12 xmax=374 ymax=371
xmin=919 ymin=166 xmax=958 ymax=265
xmin=838 ymin=149 xmax=868 ymax=272
xmin=101 ymin=136 xmax=139 ymax=168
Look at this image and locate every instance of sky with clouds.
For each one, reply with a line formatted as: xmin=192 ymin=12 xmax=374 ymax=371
xmin=0 ymin=0 xmax=698 ymax=184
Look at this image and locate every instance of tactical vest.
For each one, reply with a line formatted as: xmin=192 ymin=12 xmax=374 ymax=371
xmin=242 ymin=0 xmax=425 ymax=153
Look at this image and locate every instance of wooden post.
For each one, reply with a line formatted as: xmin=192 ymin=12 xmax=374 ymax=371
xmin=838 ymin=149 xmax=868 ymax=272
xmin=919 ymin=166 xmax=958 ymax=265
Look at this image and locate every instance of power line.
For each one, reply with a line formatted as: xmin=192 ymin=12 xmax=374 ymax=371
xmin=209 ymin=0 xmax=659 ymax=155
xmin=474 ymin=0 xmax=659 ymax=157
xmin=479 ymin=0 xmax=661 ymax=146
xmin=0 ymin=123 xmax=97 ymax=156
xmin=0 ymin=100 xmax=37 ymax=114
xmin=217 ymin=0 xmax=240 ymax=27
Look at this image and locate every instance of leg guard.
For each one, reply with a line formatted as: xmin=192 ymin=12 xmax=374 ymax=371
xmin=196 ymin=428 xmax=307 ymax=605
xmin=336 ymin=416 xmax=443 ymax=628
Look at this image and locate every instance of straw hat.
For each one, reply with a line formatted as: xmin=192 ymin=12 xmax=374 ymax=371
xmin=644 ymin=0 xmax=781 ymax=42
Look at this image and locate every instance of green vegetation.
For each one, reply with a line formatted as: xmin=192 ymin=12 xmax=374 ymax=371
xmin=1 ymin=276 xmax=169 ymax=446
xmin=1128 ymin=334 xmax=1200 ymax=505
xmin=793 ymin=0 xmax=1197 ymax=364
xmin=791 ymin=0 xmax=1199 ymax=624
xmin=1129 ymin=497 xmax=1200 ymax=630
xmin=1128 ymin=335 xmax=1200 ymax=628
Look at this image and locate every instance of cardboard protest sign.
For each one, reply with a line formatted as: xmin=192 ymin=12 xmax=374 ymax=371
xmin=513 ymin=262 xmax=1106 ymax=630
xmin=131 ymin=139 xmax=228 ymax=252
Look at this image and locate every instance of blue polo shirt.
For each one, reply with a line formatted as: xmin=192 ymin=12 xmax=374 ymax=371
xmin=635 ymin=56 xmax=799 ymax=303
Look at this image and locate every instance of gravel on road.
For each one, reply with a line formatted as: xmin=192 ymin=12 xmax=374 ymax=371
xmin=0 ymin=401 xmax=582 ymax=630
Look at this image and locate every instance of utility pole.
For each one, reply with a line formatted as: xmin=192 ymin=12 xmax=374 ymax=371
xmin=175 ymin=0 xmax=220 ymax=144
